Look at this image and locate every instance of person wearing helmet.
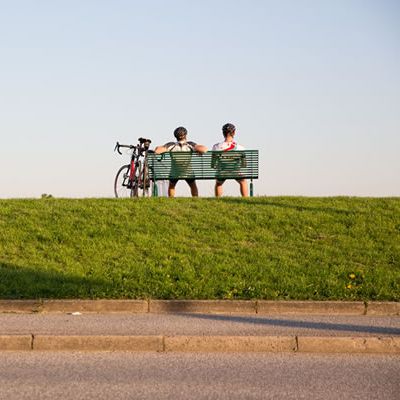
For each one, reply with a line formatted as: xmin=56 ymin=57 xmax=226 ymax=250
xmin=212 ymin=123 xmax=248 ymax=197
xmin=155 ymin=127 xmax=207 ymax=197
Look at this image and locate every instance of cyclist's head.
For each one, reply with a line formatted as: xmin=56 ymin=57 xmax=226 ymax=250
xmin=222 ymin=123 xmax=236 ymax=138
xmin=174 ymin=126 xmax=187 ymax=141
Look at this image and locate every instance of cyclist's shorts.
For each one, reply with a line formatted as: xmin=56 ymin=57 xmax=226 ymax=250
xmin=216 ymin=178 xmax=246 ymax=184
xmin=169 ymin=178 xmax=196 ymax=185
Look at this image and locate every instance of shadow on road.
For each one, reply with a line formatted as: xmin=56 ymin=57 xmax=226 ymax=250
xmin=181 ymin=313 xmax=400 ymax=336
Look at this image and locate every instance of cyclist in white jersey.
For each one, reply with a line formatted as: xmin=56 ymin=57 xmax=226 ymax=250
xmin=155 ymin=127 xmax=207 ymax=197
xmin=212 ymin=123 xmax=248 ymax=197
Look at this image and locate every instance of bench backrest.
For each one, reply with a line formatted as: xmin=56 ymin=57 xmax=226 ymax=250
xmin=148 ymin=150 xmax=259 ymax=180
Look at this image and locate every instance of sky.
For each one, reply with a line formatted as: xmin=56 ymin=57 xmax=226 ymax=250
xmin=1 ymin=0 xmax=399 ymax=198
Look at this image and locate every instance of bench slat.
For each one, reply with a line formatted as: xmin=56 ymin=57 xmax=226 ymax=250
xmin=148 ymin=150 xmax=259 ymax=181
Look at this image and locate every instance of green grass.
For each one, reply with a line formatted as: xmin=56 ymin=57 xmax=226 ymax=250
xmin=0 ymin=197 xmax=399 ymax=301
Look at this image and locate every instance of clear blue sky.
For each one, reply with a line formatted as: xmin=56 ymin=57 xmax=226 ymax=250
xmin=1 ymin=0 xmax=399 ymax=197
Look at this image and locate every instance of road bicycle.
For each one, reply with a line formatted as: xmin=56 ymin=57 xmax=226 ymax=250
xmin=114 ymin=138 xmax=153 ymax=198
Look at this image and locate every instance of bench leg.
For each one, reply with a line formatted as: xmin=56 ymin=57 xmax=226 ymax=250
xmin=250 ymin=179 xmax=254 ymax=197
xmin=152 ymin=180 xmax=158 ymax=197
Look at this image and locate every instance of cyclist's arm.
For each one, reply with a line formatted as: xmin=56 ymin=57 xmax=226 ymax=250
xmin=188 ymin=141 xmax=207 ymax=154
xmin=155 ymin=142 xmax=173 ymax=154
xmin=154 ymin=145 xmax=168 ymax=154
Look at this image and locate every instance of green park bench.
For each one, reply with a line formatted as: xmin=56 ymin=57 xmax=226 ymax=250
xmin=147 ymin=150 xmax=259 ymax=196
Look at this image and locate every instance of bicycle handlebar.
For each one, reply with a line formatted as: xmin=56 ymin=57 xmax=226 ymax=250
xmin=114 ymin=142 xmax=136 ymax=155
xmin=114 ymin=138 xmax=152 ymax=155
xmin=114 ymin=142 xmax=130 ymax=155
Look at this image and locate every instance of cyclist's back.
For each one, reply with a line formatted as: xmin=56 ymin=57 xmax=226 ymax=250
xmin=154 ymin=126 xmax=207 ymax=197
xmin=212 ymin=123 xmax=248 ymax=197
xmin=164 ymin=140 xmax=197 ymax=152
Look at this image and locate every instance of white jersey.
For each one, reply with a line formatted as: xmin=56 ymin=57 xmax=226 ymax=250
xmin=212 ymin=140 xmax=245 ymax=151
xmin=164 ymin=140 xmax=195 ymax=178
xmin=164 ymin=141 xmax=197 ymax=152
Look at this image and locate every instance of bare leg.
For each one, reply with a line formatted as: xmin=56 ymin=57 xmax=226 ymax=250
xmin=239 ymin=179 xmax=248 ymax=197
xmin=168 ymin=182 xmax=176 ymax=198
xmin=188 ymin=181 xmax=199 ymax=197
xmin=215 ymin=180 xmax=223 ymax=197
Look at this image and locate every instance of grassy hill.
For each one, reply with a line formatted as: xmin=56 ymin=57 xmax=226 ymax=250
xmin=0 ymin=197 xmax=399 ymax=300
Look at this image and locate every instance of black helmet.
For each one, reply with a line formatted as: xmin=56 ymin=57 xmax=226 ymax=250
xmin=222 ymin=123 xmax=236 ymax=137
xmin=174 ymin=126 xmax=187 ymax=141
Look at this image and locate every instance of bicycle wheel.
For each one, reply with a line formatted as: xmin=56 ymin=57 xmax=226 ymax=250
xmin=114 ymin=164 xmax=135 ymax=198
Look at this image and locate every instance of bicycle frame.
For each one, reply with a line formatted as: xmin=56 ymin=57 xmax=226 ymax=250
xmin=114 ymin=138 xmax=153 ymax=198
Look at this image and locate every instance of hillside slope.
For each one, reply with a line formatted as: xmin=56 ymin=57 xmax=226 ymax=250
xmin=0 ymin=197 xmax=399 ymax=300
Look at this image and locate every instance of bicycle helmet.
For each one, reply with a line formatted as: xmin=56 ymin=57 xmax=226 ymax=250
xmin=174 ymin=126 xmax=187 ymax=141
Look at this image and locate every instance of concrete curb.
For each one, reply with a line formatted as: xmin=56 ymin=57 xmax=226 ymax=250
xmin=365 ymin=302 xmax=400 ymax=316
xmin=297 ymin=336 xmax=400 ymax=354
xmin=0 ymin=335 xmax=399 ymax=354
xmin=0 ymin=300 xmax=42 ymax=314
xmin=150 ymin=300 xmax=257 ymax=314
xmin=41 ymin=300 xmax=148 ymax=314
xmin=256 ymin=301 xmax=367 ymax=315
xmin=0 ymin=335 xmax=32 ymax=351
xmin=33 ymin=335 xmax=163 ymax=352
xmin=1 ymin=300 xmax=399 ymax=316
xmin=164 ymin=336 xmax=297 ymax=353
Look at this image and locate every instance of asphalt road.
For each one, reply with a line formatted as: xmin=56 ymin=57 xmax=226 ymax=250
xmin=0 ymin=352 xmax=398 ymax=400
xmin=1 ymin=313 xmax=400 ymax=337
